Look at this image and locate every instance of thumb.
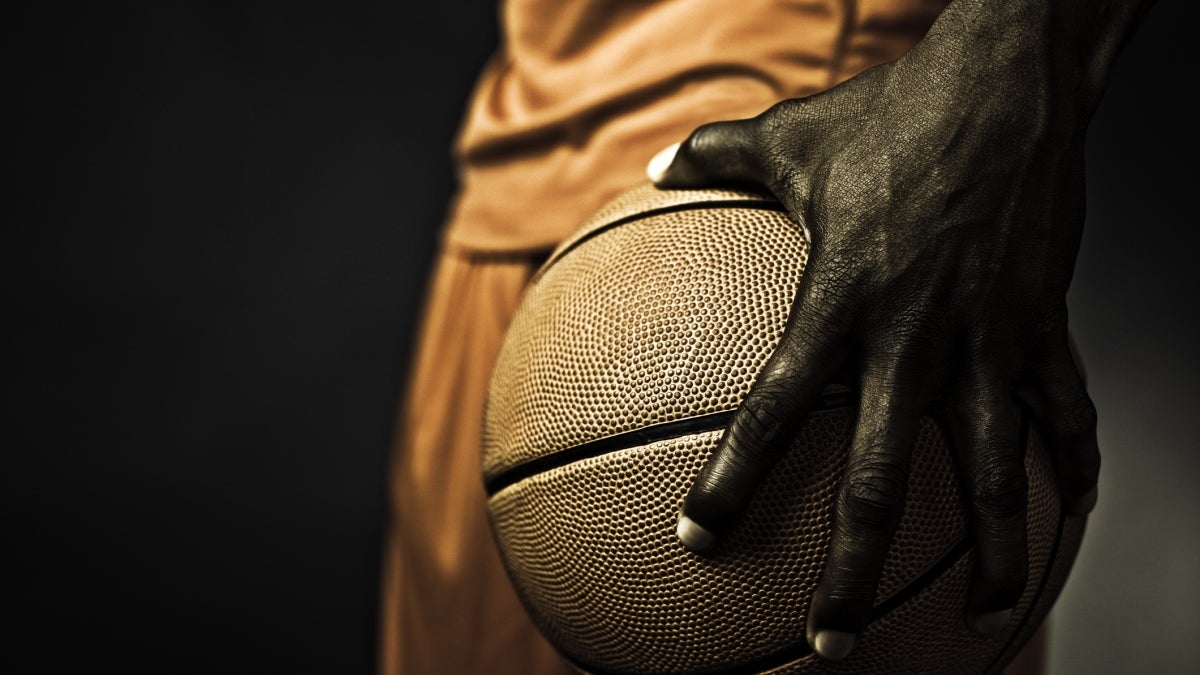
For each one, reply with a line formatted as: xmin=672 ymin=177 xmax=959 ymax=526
xmin=647 ymin=118 xmax=766 ymax=189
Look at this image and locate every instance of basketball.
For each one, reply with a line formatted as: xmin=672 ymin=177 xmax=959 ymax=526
xmin=481 ymin=181 xmax=1084 ymax=674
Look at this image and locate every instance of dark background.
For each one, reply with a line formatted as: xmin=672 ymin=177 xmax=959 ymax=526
xmin=6 ymin=2 xmax=1196 ymax=674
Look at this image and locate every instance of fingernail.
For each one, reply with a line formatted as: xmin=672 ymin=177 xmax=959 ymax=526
xmin=675 ymin=514 xmax=716 ymax=551
xmin=971 ymin=608 xmax=1013 ymax=635
xmin=646 ymin=142 xmax=681 ymax=183
xmin=813 ymin=630 xmax=856 ymax=660
xmin=1069 ymin=487 xmax=1098 ymax=515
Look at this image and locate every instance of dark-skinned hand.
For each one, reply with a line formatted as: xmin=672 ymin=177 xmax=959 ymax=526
xmin=646 ymin=0 xmax=1154 ymax=661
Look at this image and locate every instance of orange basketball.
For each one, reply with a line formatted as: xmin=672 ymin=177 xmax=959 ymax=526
xmin=482 ymin=181 xmax=1083 ymax=674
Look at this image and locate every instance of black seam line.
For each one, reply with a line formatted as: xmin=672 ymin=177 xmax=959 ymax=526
xmin=565 ymin=535 xmax=977 ymax=675
xmin=485 ymin=411 xmax=733 ymax=497
xmin=484 ymin=389 xmax=855 ymax=497
xmin=528 ymin=413 xmax=1059 ymax=674
xmin=532 ymin=197 xmax=788 ymax=285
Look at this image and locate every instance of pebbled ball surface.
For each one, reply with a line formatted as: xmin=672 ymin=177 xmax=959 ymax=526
xmin=483 ymin=181 xmax=1082 ymax=674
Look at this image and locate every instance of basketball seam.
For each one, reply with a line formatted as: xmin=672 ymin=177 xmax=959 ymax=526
xmin=484 ymin=390 xmax=855 ymax=497
xmin=563 ymin=535 xmax=977 ymax=675
xmin=503 ymin=418 xmax=1060 ymax=674
xmin=531 ymin=198 xmax=790 ymax=286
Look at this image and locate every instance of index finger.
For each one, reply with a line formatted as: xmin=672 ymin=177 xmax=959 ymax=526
xmin=676 ymin=277 xmax=851 ymax=550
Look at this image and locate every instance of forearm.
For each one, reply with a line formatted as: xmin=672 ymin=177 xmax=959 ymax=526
xmin=1054 ymin=0 xmax=1158 ymax=112
xmin=904 ymin=0 xmax=1157 ymax=123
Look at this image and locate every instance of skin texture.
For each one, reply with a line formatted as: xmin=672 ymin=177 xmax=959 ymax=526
xmin=653 ymin=0 xmax=1157 ymax=660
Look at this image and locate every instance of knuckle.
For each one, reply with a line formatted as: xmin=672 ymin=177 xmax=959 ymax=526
xmin=751 ymin=101 xmax=815 ymax=184
xmin=837 ymin=461 xmax=907 ymax=533
xmin=863 ymin=345 xmax=929 ymax=390
xmin=683 ymin=123 xmax=722 ymax=159
xmin=820 ymin=578 xmax=878 ymax=609
xmin=881 ymin=301 xmax=940 ymax=342
xmin=971 ymin=460 xmax=1029 ymax=522
xmin=753 ymin=100 xmax=800 ymax=140
xmin=803 ymin=266 xmax=863 ymax=322
xmin=727 ymin=389 xmax=794 ymax=459
xmin=1056 ymin=394 xmax=1099 ymax=449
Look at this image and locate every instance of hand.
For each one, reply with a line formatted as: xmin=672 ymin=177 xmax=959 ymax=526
xmin=647 ymin=1 xmax=1110 ymax=661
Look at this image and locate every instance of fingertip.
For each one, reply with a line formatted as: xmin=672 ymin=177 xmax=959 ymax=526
xmin=675 ymin=514 xmax=717 ymax=551
xmin=812 ymin=630 xmax=856 ymax=660
xmin=969 ymin=607 xmax=1014 ymax=636
xmin=646 ymin=142 xmax=682 ymax=185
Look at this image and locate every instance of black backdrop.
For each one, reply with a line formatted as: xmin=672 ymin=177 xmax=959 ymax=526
xmin=9 ymin=3 xmax=498 ymax=673
xmin=7 ymin=2 xmax=1196 ymax=674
